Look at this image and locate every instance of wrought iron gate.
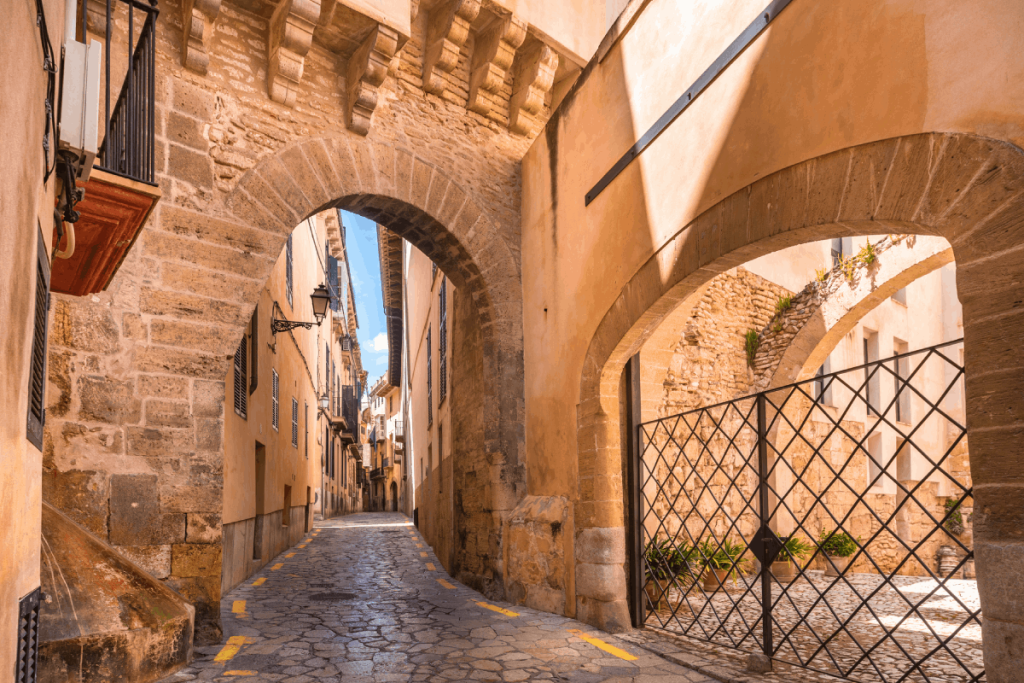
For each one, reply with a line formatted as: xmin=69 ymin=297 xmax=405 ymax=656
xmin=635 ymin=340 xmax=983 ymax=682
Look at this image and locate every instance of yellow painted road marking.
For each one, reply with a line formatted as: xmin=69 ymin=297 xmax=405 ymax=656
xmin=437 ymin=579 xmax=456 ymax=589
xmin=567 ymin=629 xmax=637 ymax=661
xmin=416 ymin=543 xmax=423 ymax=548
xmin=420 ymin=552 xmax=427 ymax=558
xmin=271 ymin=563 xmax=283 ymax=571
xmin=304 ymin=538 xmax=312 ymax=542
xmin=252 ymin=578 xmax=266 ymax=586
xmin=474 ymin=601 xmax=519 ymax=617
xmin=232 ymin=600 xmax=246 ymax=614
xmin=224 ymin=671 xmax=257 ymax=677
xmin=425 ymin=562 xmax=435 ymax=571
xmin=298 ymin=544 xmax=307 ymax=548
xmin=285 ymin=553 xmax=296 ymax=558
xmin=214 ymin=636 xmax=252 ymax=662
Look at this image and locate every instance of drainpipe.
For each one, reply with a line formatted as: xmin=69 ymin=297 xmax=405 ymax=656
xmin=64 ymin=0 xmax=77 ymax=43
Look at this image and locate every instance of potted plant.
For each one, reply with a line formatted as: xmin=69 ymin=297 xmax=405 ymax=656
xmin=697 ymin=537 xmax=750 ymax=592
xmin=643 ymin=538 xmax=692 ymax=610
xmin=771 ymin=535 xmax=813 ymax=582
xmin=819 ymin=528 xmax=859 ymax=577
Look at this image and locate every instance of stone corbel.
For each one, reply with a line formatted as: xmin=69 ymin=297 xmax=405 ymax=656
xmin=467 ymin=14 xmax=526 ymax=120
xmin=346 ymin=25 xmax=405 ymax=136
xmin=268 ymin=0 xmax=322 ymax=107
xmin=182 ymin=0 xmax=222 ymax=74
xmin=422 ymin=0 xmax=481 ymax=97
xmin=509 ymin=41 xmax=558 ymax=136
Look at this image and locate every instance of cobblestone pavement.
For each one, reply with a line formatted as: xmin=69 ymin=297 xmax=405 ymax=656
xmin=161 ymin=512 xmax=714 ymax=683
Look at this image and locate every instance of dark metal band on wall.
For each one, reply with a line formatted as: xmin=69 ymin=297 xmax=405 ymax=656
xmin=585 ymin=0 xmax=796 ymax=206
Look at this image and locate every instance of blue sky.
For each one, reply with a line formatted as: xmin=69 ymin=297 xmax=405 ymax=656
xmin=341 ymin=211 xmax=389 ymax=386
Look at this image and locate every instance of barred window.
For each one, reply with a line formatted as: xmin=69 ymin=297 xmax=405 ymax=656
xmin=285 ymin=234 xmax=293 ymax=308
xmin=26 ymin=230 xmax=50 ymax=450
xmin=233 ymin=335 xmax=248 ymax=419
xmin=439 ymin=277 xmax=447 ymax=404
xmin=271 ymin=370 xmax=279 ymax=431
xmin=291 ymin=398 xmax=299 ymax=447
xmin=426 ymin=326 xmax=432 ymax=426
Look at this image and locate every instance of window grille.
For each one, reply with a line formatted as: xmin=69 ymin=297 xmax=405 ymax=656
xmin=16 ymin=587 xmax=41 ymax=683
xmin=285 ymin=234 xmax=293 ymax=308
xmin=426 ymin=326 xmax=432 ymax=426
xmin=439 ymin=277 xmax=447 ymax=404
xmin=271 ymin=370 xmax=279 ymax=431
xmin=291 ymin=398 xmax=299 ymax=447
xmin=233 ymin=336 xmax=247 ymax=419
xmin=26 ymin=231 xmax=50 ymax=451
xmin=249 ymin=304 xmax=258 ymax=393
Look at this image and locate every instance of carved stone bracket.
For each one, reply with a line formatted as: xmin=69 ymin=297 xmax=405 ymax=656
xmin=268 ymin=0 xmax=322 ymax=107
xmin=346 ymin=25 xmax=405 ymax=136
xmin=509 ymin=41 xmax=557 ymax=136
xmin=467 ymin=14 xmax=526 ymax=120
xmin=182 ymin=0 xmax=222 ymax=74
xmin=422 ymin=0 xmax=481 ymax=97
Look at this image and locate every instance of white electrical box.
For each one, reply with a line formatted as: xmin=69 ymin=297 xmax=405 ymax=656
xmin=59 ymin=39 xmax=102 ymax=181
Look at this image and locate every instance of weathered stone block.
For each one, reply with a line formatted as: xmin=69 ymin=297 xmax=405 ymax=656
xmin=575 ymin=562 xmax=626 ymax=602
xmin=42 ymin=469 xmax=109 ymax=538
xmin=167 ymin=110 xmax=208 ymax=151
xmin=78 ymin=376 xmax=141 ymax=425
xmin=575 ymin=526 xmax=625 ymax=565
xmin=161 ymin=485 xmax=221 ymax=513
xmin=144 ymin=399 xmax=194 ymax=429
xmin=194 ymin=380 xmax=226 ymax=418
xmin=187 ymin=512 xmax=222 ymax=543
xmin=196 ymin=418 xmax=223 ymax=451
xmin=150 ymin=319 xmax=239 ymax=353
xmin=169 ymin=143 xmax=214 ymax=189
xmin=117 ymin=544 xmax=173 ymax=578
xmin=127 ymin=426 xmax=195 ymax=458
xmin=50 ymin=297 xmax=120 ymax=353
xmin=172 ymin=543 xmax=223 ymax=577
xmin=171 ymin=80 xmax=214 ymax=121
xmin=110 ymin=474 xmax=187 ymax=545
xmin=138 ymin=374 xmax=191 ymax=399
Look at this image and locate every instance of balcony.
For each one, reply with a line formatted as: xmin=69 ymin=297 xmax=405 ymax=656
xmin=394 ymin=420 xmax=404 ymax=443
xmin=52 ymin=0 xmax=161 ymax=297
xmin=370 ymin=467 xmax=385 ymax=480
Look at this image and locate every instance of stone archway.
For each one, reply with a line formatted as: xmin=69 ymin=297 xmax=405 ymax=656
xmin=45 ymin=133 xmax=525 ymax=641
xmin=573 ymin=132 xmax=1024 ymax=676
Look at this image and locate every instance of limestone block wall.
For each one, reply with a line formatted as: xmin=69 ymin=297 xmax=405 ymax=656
xmin=44 ymin=0 xmax=531 ymax=641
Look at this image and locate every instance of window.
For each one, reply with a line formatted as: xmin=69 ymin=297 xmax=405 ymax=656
xmin=285 ymin=234 xmax=293 ymax=308
xmin=426 ymin=325 xmax=433 ymax=426
xmin=291 ymin=398 xmax=299 ymax=447
xmin=271 ymin=370 xmax=280 ymax=431
xmin=831 ymin=238 xmax=844 ymax=268
xmin=814 ymin=357 xmax=833 ymax=406
xmin=867 ymin=433 xmax=885 ymax=489
xmin=249 ymin=304 xmax=259 ymax=394
xmin=439 ymin=277 xmax=447 ymax=404
xmin=283 ymin=485 xmax=292 ymax=526
xmin=892 ymin=287 xmax=907 ymax=305
xmin=304 ymin=401 xmax=309 ymax=458
xmin=16 ymin=587 xmax=41 ymax=683
xmin=894 ymin=339 xmax=911 ymax=423
xmin=26 ymin=230 xmax=50 ymax=450
xmin=438 ymin=423 xmax=443 ymax=493
xmin=432 ymin=261 xmax=437 ymax=280
xmin=863 ymin=332 xmax=880 ymax=414
xmin=233 ymin=335 xmax=248 ymax=419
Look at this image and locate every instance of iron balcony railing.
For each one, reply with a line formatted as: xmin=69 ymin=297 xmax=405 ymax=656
xmin=370 ymin=467 xmax=384 ymax=480
xmin=382 ymin=457 xmax=390 ymax=468
xmin=83 ymin=0 xmax=159 ymax=185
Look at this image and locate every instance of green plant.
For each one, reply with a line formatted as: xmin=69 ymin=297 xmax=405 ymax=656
xmin=774 ymin=295 xmax=793 ymax=316
xmin=644 ymin=538 xmax=695 ymax=581
xmin=819 ymin=528 xmax=859 ymax=558
xmin=857 ymin=241 xmax=877 ymax=266
xmin=696 ymin=537 xmax=751 ymax=580
xmin=814 ymin=267 xmax=828 ymax=283
xmin=944 ymin=499 xmax=965 ymax=536
xmin=772 ymin=322 xmax=783 ymax=333
xmin=779 ymin=535 xmax=814 ymax=563
xmin=744 ymin=329 xmax=760 ymax=366
xmin=838 ymin=255 xmax=857 ymax=283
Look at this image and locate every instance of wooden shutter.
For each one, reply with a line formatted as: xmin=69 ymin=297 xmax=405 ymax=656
xmin=233 ymin=336 xmax=247 ymax=418
xmin=249 ymin=304 xmax=258 ymax=394
xmin=271 ymin=370 xmax=279 ymax=430
xmin=304 ymin=402 xmax=309 ymax=458
xmin=26 ymin=231 xmax=50 ymax=451
xmin=291 ymin=398 xmax=298 ymax=447
xmin=426 ymin=326 xmax=432 ymax=426
xmin=328 ymin=255 xmax=339 ymax=312
xmin=285 ymin=235 xmax=293 ymax=307
xmin=439 ymin=277 xmax=447 ymax=403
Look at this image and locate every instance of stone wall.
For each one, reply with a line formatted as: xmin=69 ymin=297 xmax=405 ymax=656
xmin=45 ymin=0 xmax=531 ymax=641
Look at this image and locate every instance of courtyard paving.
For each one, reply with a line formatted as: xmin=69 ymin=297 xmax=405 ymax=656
xmin=160 ymin=512 xmax=713 ymax=683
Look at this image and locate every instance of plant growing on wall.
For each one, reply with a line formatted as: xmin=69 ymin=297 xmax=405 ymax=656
xmin=857 ymin=241 xmax=877 ymax=266
xmin=839 ymin=255 xmax=857 ymax=284
xmin=774 ymin=295 xmax=793 ymax=316
xmin=814 ymin=267 xmax=828 ymax=283
xmin=819 ymin=528 xmax=859 ymax=558
xmin=944 ymin=499 xmax=965 ymax=536
xmin=745 ymin=329 xmax=760 ymax=366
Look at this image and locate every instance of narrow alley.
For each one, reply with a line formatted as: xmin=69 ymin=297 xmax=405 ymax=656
xmin=163 ymin=513 xmax=708 ymax=683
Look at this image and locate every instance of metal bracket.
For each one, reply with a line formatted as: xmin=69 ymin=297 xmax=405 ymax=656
xmin=271 ymin=318 xmax=315 ymax=336
xmin=753 ymin=524 xmax=785 ymax=567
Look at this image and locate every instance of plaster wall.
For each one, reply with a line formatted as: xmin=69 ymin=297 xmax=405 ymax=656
xmin=0 ymin=0 xmax=63 ymax=673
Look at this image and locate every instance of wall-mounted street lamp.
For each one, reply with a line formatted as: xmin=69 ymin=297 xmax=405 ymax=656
xmin=271 ymin=283 xmax=332 ymax=335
